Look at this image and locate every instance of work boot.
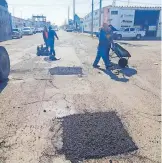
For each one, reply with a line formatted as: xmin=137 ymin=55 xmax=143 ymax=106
xmin=93 ymin=65 xmax=100 ymax=68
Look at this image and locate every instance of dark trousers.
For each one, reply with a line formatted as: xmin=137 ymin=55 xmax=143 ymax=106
xmin=49 ymin=40 xmax=55 ymax=56
xmin=44 ymin=39 xmax=48 ymax=49
xmin=107 ymin=47 xmax=111 ymax=61
xmin=93 ymin=46 xmax=109 ymax=67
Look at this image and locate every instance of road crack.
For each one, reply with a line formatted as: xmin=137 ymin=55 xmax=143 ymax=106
xmin=132 ymin=83 xmax=160 ymax=99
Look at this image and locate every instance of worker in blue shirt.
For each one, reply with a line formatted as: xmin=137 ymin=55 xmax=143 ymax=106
xmin=48 ymin=26 xmax=59 ymax=60
xmin=93 ymin=23 xmax=114 ymax=69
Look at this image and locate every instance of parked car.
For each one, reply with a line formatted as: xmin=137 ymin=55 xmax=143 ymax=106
xmin=32 ymin=27 xmax=37 ymax=34
xmin=66 ymin=27 xmax=74 ymax=32
xmin=113 ymin=28 xmax=146 ymax=40
xmin=23 ymin=27 xmax=33 ymax=35
xmin=31 ymin=27 xmax=36 ymax=34
xmin=35 ymin=28 xmax=40 ymax=33
xmin=12 ymin=28 xmax=23 ymax=39
xmin=36 ymin=27 xmax=43 ymax=33
xmin=54 ymin=27 xmax=59 ymax=31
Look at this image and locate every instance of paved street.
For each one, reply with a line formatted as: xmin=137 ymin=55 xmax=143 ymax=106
xmin=0 ymin=31 xmax=161 ymax=163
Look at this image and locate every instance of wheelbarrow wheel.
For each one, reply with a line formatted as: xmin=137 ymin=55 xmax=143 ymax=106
xmin=118 ymin=58 xmax=128 ymax=68
xmin=0 ymin=46 xmax=10 ymax=81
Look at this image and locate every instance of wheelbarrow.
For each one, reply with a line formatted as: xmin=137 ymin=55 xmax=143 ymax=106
xmin=111 ymin=43 xmax=131 ymax=68
xmin=37 ymin=45 xmax=60 ymax=61
xmin=37 ymin=45 xmax=49 ymax=56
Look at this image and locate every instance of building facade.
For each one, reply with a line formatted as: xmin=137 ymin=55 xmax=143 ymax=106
xmin=32 ymin=15 xmax=48 ymax=29
xmin=11 ymin=15 xmax=50 ymax=29
xmin=83 ymin=6 xmax=161 ymax=37
xmin=0 ymin=5 xmax=12 ymax=41
xmin=12 ymin=16 xmax=33 ymax=29
xmin=74 ymin=14 xmax=83 ymax=31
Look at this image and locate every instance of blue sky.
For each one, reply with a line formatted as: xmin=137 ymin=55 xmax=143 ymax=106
xmin=7 ymin=0 xmax=161 ymax=25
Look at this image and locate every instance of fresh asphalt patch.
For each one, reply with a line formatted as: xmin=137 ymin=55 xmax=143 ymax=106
xmin=49 ymin=66 xmax=83 ymax=75
xmin=56 ymin=112 xmax=138 ymax=162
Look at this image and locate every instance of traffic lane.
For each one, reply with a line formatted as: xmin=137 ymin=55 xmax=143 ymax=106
xmin=0 ymin=33 xmax=41 ymax=48
xmin=0 ymin=31 xmax=161 ymax=163
xmin=70 ymin=34 xmax=161 ymax=162
xmin=72 ymin=34 xmax=161 ymax=115
xmin=0 ymin=34 xmax=44 ymax=66
xmin=0 ymin=31 xmax=86 ymax=163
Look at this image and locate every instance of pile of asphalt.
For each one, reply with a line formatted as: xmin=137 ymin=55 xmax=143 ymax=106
xmin=60 ymin=112 xmax=138 ymax=162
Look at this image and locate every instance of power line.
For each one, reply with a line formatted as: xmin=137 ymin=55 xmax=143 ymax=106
xmin=91 ymin=0 xmax=94 ymax=36
xmin=99 ymin=0 xmax=102 ymax=27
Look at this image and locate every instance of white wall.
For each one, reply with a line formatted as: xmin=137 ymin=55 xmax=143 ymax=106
xmin=83 ymin=13 xmax=91 ymax=32
xmin=83 ymin=10 xmax=100 ymax=33
xmin=83 ymin=7 xmax=136 ymax=33
xmin=157 ymin=11 xmax=161 ymax=37
xmin=83 ymin=6 xmax=161 ymax=37
xmin=109 ymin=8 xmax=135 ymax=30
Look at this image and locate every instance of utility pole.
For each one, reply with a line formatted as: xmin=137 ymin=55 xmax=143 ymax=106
xmin=112 ymin=0 xmax=116 ymax=6
xmin=91 ymin=0 xmax=94 ymax=37
xmin=12 ymin=7 xmax=15 ymax=16
xmin=68 ymin=6 xmax=70 ymax=24
xmin=99 ymin=0 xmax=102 ymax=28
xmin=73 ymin=0 xmax=75 ymax=27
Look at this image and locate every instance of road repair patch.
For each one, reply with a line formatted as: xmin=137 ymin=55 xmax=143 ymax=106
xmin=49 ymin=66 xmax=83 ymax=75
xmin=57 ymin=112 xmax=138 ymax=162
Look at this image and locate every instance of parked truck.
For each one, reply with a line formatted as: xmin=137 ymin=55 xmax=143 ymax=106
xmin=0 ymin=5 xmax=11 ymax=81
xmin=114 ymin=27 xmax=146 ymax=40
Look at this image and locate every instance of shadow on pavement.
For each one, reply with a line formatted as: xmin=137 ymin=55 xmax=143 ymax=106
xmin=0 ymin=79 xmax=9 ymax=93
xmin=44 ymin=57 xmax=52 ymax=62
xmin=57 ymin=112 xmax=138 ymax=162
xmin=49 ymin=66 xmax=83 ymax=75
xmin=119 ymin=67 xmax=137 ymax=77
xmin=38 ymin=53 xmax=49 ymax=56
xmin=98 ymin=65 xmax=137 ymax=82
xmin=44 ymin=57 xmax=61 ymax=62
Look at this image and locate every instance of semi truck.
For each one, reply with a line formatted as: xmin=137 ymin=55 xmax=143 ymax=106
xmin=0 ymin=5 xmax=11 ymax=81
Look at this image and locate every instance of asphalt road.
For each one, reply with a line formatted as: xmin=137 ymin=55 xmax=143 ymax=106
xmin=0 ymin=31 xmax=161 ymax=163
